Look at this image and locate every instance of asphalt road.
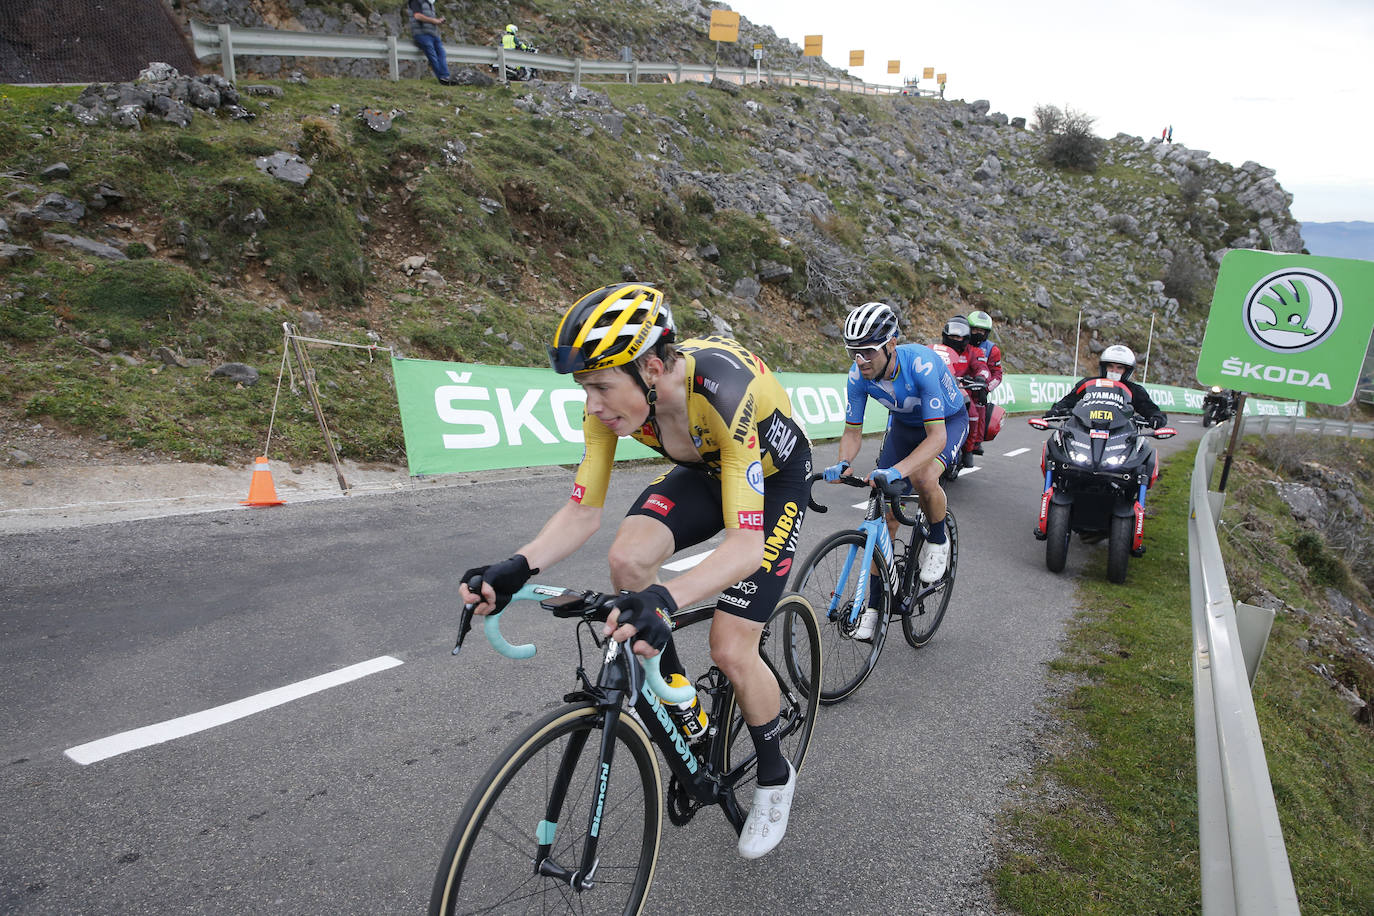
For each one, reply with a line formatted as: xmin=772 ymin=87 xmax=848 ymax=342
xmin=0 ymin=417 xmax=1203 ymax=915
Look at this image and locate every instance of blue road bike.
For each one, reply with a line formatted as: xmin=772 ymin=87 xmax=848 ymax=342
xmin=429 ymin=580 xmax=822 ymax=915
xmin=791 ymin=474 xmax=958 ymax=704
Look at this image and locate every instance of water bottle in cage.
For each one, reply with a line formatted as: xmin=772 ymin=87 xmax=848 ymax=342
xmin=663 ymin=672 xmax=708 ymax=742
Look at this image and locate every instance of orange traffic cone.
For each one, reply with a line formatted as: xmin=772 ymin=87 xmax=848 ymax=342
xmin=241 ymin=456 xmax=285 ymax=507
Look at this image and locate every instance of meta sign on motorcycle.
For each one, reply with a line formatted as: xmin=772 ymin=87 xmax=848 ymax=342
xmin=1196 ymin=250 xmax=1374 ymax=405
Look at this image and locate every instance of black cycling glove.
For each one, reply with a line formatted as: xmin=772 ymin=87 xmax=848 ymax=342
xmin=609 ymin=584 xmax=678 ymax=652
xmin=461 ymin=554 xmax=536 ymax=612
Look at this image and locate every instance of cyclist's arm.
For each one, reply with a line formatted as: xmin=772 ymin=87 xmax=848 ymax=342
xmin=835 ymin=424 xmax=863 ymax=467
xmin=516 ymin=498 xmax=602 ymax=573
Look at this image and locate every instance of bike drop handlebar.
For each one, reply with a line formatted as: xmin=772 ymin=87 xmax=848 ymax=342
xmin=804 ymin=471 xmax=922 ymax=527
xmin=454 ymin=575 xmax=696 ymax=705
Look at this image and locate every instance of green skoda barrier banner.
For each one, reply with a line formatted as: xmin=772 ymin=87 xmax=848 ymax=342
xmin=985 ymin=372 xmax=1303 ymax=420
xmin=1197 ymin=250 xmax=1374 ymax=405
xmin=392 ymin=357 xmax=886 ymax=476
xmin=392 ymin=358 xmax=1304 ymax=476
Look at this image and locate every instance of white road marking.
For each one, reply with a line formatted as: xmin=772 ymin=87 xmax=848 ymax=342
xmin=664 ymin=551 xmax=710 ymax=571
xmin=1003 ymin=448 xmax=1031 ymax=457
xmin=959 ymin=466 xmax=983 ymax=474
xmin=64 ymin=656 xmax=404 ymax=765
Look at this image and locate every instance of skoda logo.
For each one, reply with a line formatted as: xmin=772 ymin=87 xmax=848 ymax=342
xmin=1243 ymin=268 xmax=1341 ymax=353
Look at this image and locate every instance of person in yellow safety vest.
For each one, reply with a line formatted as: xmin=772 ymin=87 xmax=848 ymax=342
xmin=501 ymin=23 xmax=520 ymax=50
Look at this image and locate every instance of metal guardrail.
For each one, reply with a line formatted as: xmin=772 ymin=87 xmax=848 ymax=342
xmin=1190 ymin=413 xmax=1374 ymax=914
xmin=188 ymin=20 xmax=923 ymax=96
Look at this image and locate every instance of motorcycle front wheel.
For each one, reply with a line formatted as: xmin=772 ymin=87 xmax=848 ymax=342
xmin=1045 ymin=500 xmax=1071 ymax=573
xmin=1106 ymin=513 xmax=1132 ymax=584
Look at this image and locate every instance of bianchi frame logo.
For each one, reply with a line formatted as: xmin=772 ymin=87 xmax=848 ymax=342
xmin=1243 ymin=267 xmax=1342 ymax=353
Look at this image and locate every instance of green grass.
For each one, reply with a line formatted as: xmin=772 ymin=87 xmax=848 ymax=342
xmin=994 ymin=442 xmax=1374 ymax=914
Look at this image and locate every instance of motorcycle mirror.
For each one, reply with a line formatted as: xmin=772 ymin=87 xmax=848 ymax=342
xmin=1028 ymin=417 xmax=1049 ymax=429
xmin=1154 ymin=427 xmax=1177 ymax=439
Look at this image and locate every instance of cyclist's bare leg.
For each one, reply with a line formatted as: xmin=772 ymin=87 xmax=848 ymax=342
xmin=707 ymin=611 xmax=778 ymax=725
xmin=908 ymin=457 xmax=947 ymax=525
xmin=606 ymin=515 xmax=675 ymax=590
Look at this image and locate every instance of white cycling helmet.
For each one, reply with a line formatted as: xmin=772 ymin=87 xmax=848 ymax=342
xmin=1099 ymin=344 xmax=1136 ymax=382
xmin=844 ymin=302 xmax=899 ymax=348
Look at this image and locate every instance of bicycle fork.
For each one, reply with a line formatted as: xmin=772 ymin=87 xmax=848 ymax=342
xmin=830 ymin=519 xmax=896 ymax=630
xmin=534 ymin=639 xmax=637 ymax=892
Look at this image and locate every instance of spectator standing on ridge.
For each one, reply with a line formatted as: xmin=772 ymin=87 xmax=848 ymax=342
xmin=408 ymin=0 xmax=456 ymax=85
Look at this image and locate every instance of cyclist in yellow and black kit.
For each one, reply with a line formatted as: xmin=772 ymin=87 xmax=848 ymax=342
xmin=459 ymin=283 xmax=813 ymax=860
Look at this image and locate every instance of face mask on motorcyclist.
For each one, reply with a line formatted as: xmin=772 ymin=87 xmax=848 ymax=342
xmin=1104 ymin=367 xmax=1124 ymax=381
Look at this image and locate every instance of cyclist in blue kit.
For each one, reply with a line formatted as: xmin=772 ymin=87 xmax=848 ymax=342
xmin=822 ymin=303 xmax=967 ymax=637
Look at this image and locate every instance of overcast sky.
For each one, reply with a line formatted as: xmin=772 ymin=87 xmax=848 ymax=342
xmin=728 ymin=0 xmax=1373 ymax=224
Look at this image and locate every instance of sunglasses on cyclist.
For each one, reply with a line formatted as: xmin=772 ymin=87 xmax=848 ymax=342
xmin=848 ymin=345 xmax=885 ymax=363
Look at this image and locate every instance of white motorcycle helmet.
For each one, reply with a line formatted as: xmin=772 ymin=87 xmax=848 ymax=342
xmin=1099 ymin=344 xmax=1136 ymax=382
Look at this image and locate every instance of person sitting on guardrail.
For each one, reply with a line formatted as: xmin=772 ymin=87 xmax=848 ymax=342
xmin=407 ymin=0 xmax=456 ymax=85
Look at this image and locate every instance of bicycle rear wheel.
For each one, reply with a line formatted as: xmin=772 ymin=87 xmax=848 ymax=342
xmin=901 ymin=509 xmax=958 ymax=648
xmin=791 ymin=530 xmax=893 ymax=703
xmin=429 ymin=703 xmax=662 ymax=916
xmin=720 ymin=594 xmax=822 ymax=805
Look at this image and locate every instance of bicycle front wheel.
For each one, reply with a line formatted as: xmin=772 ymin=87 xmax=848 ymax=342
xmin=901 ymin=509 xmax=958 ymax=648
xmin=791 ymin=530 xmax=894 ymax=703
xmin=721 ymin=594 xmax=822 ymax=805
xmin=429 ymin=703 xmax=662 ymax=916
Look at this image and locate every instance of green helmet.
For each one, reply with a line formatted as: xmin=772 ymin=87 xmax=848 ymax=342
xmin=967 ymin=310 xmax=992 ymax=332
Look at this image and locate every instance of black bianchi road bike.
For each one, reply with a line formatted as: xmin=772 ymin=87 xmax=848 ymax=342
xmin=429 ymin=580 xmax=822 ymax=915
xmin=791 ymin=473 xmax=958 ymax=704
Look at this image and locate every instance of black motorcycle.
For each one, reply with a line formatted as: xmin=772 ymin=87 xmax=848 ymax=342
xmin=1201 ymin=386 xmax=1237 ymax=427
xmin=1029 ymin=392 xmax=1176 ymax=584
xmin=494 ymin=41 xmax=539 ymax=81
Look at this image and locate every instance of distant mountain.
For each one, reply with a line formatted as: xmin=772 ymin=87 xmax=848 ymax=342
xmin=1301 ymin=221 xmax=1374 ymax=261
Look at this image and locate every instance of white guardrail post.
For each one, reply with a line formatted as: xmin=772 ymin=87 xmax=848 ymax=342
xmin=188 ymin=21 xmax=906 ymax=94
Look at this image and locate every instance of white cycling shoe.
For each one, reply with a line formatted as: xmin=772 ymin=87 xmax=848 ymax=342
xmin=852 ymin=607 xmax=879 ymax=641
xmin=738 ymin=761 xmax=796 ymax=860
xmin=917 ymin=538 xmax=951 ymax=583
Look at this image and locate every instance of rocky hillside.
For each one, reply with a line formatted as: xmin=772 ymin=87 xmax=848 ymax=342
xmin=0 ymin=1 xmax=1309 ymax=468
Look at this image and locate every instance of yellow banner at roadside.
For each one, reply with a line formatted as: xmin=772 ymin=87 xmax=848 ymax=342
xmin=922 ymin=66 xmax=934 ymax=79
xmin=887 ymin=60 xmax=900 ymax=73
xmin=804 ymin=35 xmax=822 ymax=56
xmin=708 ymin=10 xmax=739 ymax=42
xmin=849 ymin=50 xmax=864 ymax=66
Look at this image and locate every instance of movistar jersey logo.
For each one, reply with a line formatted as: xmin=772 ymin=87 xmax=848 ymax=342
xmin=1244 ymin=268 xmax=1341 ymax=353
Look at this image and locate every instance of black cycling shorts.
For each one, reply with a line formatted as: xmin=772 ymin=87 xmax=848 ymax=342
xmin=625 ymin=454 xmax=812 ymax=623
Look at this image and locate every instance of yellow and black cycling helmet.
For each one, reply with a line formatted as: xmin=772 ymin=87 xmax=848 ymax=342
xmin=548 ymin=283 xmax=675 ymax=374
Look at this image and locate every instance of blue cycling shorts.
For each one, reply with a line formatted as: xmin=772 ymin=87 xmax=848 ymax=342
xmin=876 ymin=411 xmax=969 ymax=483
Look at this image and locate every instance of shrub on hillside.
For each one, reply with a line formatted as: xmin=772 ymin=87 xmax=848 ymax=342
xmin=1035 ymin=104 xmax=1104 ymax=173
xmin=1161 ymin=250 xmax=1211 ymax=304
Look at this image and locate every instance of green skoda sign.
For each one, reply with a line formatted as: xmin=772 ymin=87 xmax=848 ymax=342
xmin=1197 ymin=250 xmax=1374 ymax=405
